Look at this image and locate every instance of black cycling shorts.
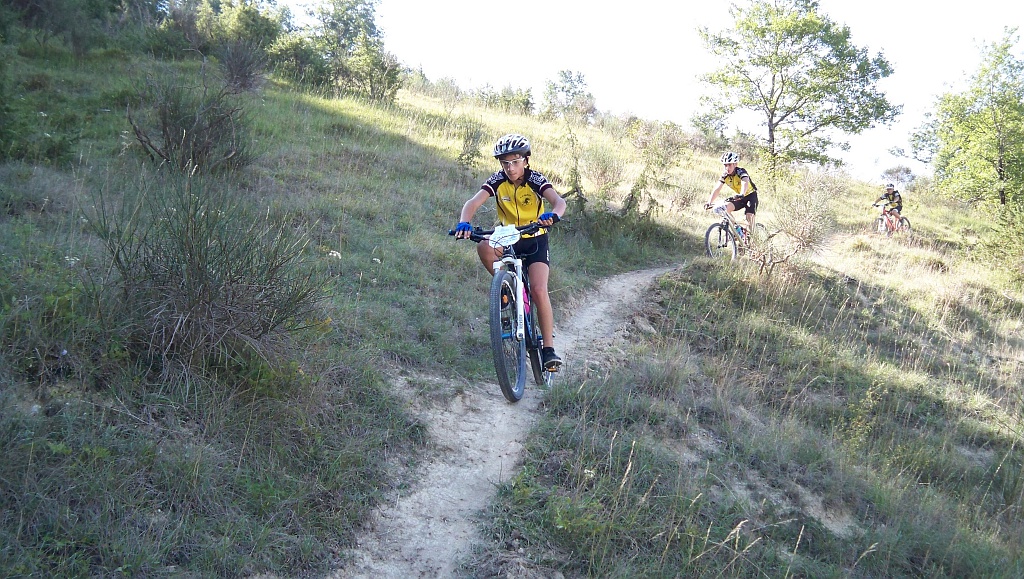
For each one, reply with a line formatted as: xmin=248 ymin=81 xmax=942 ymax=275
xmin=512 ymin=233 xmax=550 ymax=268
xmin=727 ymin=193 xmax=758 ymax=215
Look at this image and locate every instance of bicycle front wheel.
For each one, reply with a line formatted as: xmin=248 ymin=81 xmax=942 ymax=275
xmin=705 ymin=222 xmax=737 ymax=260
xmin=489 ymin=270 xmax=526 ymax=402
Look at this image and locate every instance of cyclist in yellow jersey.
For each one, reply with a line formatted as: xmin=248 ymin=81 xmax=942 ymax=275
xmin=454 ymin=134 xmax=567 ymax=370
xmin=704 ymin=151 xmax=759 ymax=232
xmin=873 ymin=183 xmax=903 ymax=216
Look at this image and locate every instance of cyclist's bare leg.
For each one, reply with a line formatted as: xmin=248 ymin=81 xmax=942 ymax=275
xmin=527 ymin=261 xmax=556 ymax=350
xmin=724 ymin=202 xmax=752 ymax=232
xmin=722 ymin=202 xmax=739 ymax=227
xmin=476 ymin=241 xmax=502 ymax=274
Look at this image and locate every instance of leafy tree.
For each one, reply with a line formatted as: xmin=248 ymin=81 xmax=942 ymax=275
xmin=267 ymin=31 xmax=332 ymax=88
xmin=911 ymin=29 xmax=1024 ymax=206
xmin=219 ymin=0 xmax=282 ymax=46
xmin=196 ymin=0 xmax=282 ymax=50
xmin=622 ymin=120 xmax=687 ymax=218
xmin=881 ymin=165 xmax=915 ymax=189
xmin=689 ymin=111 xmax=729 ymax=154
xmin=699 ymin=0 xmax=899 ymax=186
xmin=9 ymin=0 xmax=122 ymax=56
xmin=498 ymin=85 xmax=533 ymax=115
xmin=540 ymin=71 xmax=596 ymax=211
xmin=313 ymin=0 xmax=379 ymax=62
xmin=342 ymin=34 xmax=401 ymax=103
xmin=540 ymin=70 xmax=596 ymax=123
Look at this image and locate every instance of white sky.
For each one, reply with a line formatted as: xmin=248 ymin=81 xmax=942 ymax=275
xmin=282 ymin=0 xmax=1018 ymax=183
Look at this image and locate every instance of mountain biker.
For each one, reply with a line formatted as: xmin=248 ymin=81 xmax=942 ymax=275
xmin=873 ymin=183 xmax=903 ymax=219
xmin=454 ymin=133 xmax=567 ymax=371
xmin=704 ymin=151 xmax=759 ymax=234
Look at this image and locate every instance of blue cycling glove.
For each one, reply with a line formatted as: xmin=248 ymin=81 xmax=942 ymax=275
xmin=455 ymin=221 xmax=472 ymax=233
xmin=539 ymin=212 xmax=560 ymax=223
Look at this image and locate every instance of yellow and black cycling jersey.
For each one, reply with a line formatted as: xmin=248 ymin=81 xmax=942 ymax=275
xmin=876 ymin=190 xmax=902 ymax=210
xmin=482 ymin=168 xmax=554 ymax=237
xmin=719 ymin=166 xmax=758 ymax=197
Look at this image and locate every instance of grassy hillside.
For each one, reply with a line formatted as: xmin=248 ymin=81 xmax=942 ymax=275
xmin=471 ymin=191 xmax=1024 ymax=576
xmin=2 ymin=30 xmax=1022 ymax=578
xmin=0 ymin=42 xmax=684 ymax=575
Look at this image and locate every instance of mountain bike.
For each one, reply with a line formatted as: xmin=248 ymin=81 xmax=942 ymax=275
xmin=449 ymin=221 xmax=555 ymax=402
xmin=704 ymin=204 xmax=768 ymax=261
xmin=872 ymin=205 xmax=911 ymax=236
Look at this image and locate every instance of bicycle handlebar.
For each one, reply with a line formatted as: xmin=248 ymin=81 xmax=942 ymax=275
xmin=448 ymin=217 xmax=560 ymax=243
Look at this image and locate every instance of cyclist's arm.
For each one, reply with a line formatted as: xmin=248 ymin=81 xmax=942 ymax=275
xmin=456 ymin=189 xmax=490 ymax=238
xmin=707 ymin=181 xmax=726 ymax=206
xmin=540 ymin=187 xmax=566 ymax=224
xmin=737 ymin=177 xmax=750 ymax=197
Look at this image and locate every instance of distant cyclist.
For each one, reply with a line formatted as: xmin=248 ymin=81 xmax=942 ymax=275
xmin=454 ymin=133 xmax=566 ymax=371
xmin=704 ymin=151 xmax=759 ymax=233
xmin=873 ymin=183 xmax=903 ymax=217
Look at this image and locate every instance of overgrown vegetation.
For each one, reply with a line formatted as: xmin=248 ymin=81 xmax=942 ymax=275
xmin=0 ymin=5 xmax=684 ymax=575
xmin=473 ymin=196 xmax=1024 ymax=577
xmin=3 ymin=1 xmax=1023 ymax=577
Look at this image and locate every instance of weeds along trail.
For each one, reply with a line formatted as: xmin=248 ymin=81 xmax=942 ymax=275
xmin=330 ymin=265 xmax=677 ymax=578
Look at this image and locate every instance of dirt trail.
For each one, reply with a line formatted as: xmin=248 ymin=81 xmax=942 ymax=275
xmin=329 ymin=265 xmax=676 ymax=578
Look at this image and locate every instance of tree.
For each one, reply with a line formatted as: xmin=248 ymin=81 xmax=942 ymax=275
xmin=540 ymin=71 xmax=596 ymax=211
xmin=540 ymin=70 xmax=596 ymax=124
xmin=343 ymin=34 xmax=402 ymax=103
xmin=621 ymin=120 xmax=687 ymax=217
xmin=881 ymin=165 xmax=915 ymax=190
xmin=911 ymin=29 xmax=1024 ymax=206
xmin=313 ymin=0 xmax=380 ymax=62
xmin=700 ymin=0 xmax=899 ymax=187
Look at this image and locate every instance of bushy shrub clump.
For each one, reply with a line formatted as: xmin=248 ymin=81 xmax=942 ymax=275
xmin=87 ymin=171 xmax=328 ymax=386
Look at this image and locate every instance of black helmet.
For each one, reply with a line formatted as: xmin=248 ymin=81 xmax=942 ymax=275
xmin=493 ymin=133 xmax=531 ymax=158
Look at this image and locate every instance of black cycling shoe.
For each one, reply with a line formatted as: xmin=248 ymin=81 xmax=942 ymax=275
xmin=541 ymin=347 xmax=562 ymax=372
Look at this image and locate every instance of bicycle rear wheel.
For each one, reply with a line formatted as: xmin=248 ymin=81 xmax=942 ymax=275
xmin=705 ymin=222 xmax=737 ymax=260
xmin=489 ymin=270 xmax=526 ymax=402
xmin=899 ymin=217 xmax=911 ymax=232
xmin=525 ymin=303 xmax=545 ymax=385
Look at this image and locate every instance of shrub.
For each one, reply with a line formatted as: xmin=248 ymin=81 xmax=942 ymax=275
xmin=87 ymin=171 xmax=329 ymax=385
xmin=454 ymin=116 xmax=485 ymax=169
xmin=126 ymin=65 xmax=256 ymax=172
xmin=756 ymin=169 xmax=840 ymax=275
xmin=582 ymin=143 xmax=625 ymax=203
xmin=216 ymin=39 xmax=267 ymax=93
xmin=340 ymin=36 xmax=402 ymax=104
xmin=267 ymin=32 xmax=331 ymax=88
xmin=144 ymin=16 xmax=200 ymax=59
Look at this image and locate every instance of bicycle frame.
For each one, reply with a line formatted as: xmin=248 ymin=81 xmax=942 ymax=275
xmin=714 ymin=205 xmax=750 ymax=239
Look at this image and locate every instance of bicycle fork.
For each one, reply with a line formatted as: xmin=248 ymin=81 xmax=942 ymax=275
xmin=494 ymin=256 xmax=526 ymax=341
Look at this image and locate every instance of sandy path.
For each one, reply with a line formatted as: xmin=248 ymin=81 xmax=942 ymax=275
xmin=329 ymin=265 xmax=676 ymax=578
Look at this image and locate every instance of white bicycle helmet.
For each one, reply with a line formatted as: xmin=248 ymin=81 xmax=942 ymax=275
xmin=720 ymin=151 xmax=740 ymax=164
xmin=493 ymin=133 xmax=531 ymax=158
